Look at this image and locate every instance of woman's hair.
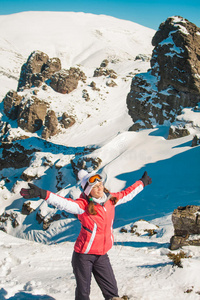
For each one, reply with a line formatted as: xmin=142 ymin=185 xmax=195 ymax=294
xmin=87 ymin=187 xmax=118 ymax=215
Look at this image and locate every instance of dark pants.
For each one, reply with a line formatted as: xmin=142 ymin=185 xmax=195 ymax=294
xmin=72 ymin=251 xmax=119 ymax=300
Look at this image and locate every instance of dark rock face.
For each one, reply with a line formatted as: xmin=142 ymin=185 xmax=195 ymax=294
xmin=0 ymin=211 xmax=19 ymax=230
xmin=41 ymin=57 xmax=62 ymax=79
xmin=61 ymin=112 xmax=75 ymax=129
xmin=71 ymin=156 xmax=102 ymax=179
xmin=151 ymin=17 xmax=200 ymax=93
xmin=170 ymin=205 xmax=200 ymax=250
xmin=17 ymin=96 xmax=48 ymax=133
xmin=167 ymin=126 xmax=190 ymax=139
xmin=17 ymin=50 xmax=61 ymax=91
xmin=0 ymin=142 xmax=36 ymax=170
xmin=17 ymin=51 xmax=49 ymax=91
xmin=127 ymin=16 xmax=200 ymax=130
xmin=3 ymin=90 xmax=23 ymax=120
xmin=49 ymin=67 xmax=87 ymax=94
xmin=42 ymin=110 xmax=59 ymax=139
xmin=17 ymin=51 xmax=61 ymax=91
xmin=93 ymin=67 xmax=117 ymax=79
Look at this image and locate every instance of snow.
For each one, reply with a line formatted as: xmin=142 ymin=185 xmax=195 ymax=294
xmin=0 ymin=11 xmax=200 ymax=300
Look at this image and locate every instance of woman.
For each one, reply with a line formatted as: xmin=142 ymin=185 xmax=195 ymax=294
xmin=20 ymin=169 xmax=152 ymax=300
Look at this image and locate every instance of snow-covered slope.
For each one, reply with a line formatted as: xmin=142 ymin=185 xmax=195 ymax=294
xmin=0 ymin=11 xmax=200 ymax=300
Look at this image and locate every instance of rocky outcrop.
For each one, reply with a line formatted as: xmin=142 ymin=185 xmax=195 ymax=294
xmin=41 ymin=57 xmax=62 ymax=79
xmin=94 ymin=67 xmax=117 ymax=79
xmin=17 ymin=51 xmax=61 ymax=91
xmin=82 ymin=89 xmax=90 ymax=101
xmin=71 ymin=156 xmax=102 ymax=179
xmin=0 ymin=121 xmax=10 ymax=142
xmin=100 ymin=59 xmax=109 ymax=67
xmin=167 ymin=126 xmax=190 ymax=139
xmin=22 ymin=201 xmax=35 ymax=215
xmin=0 ymin=142 xmax=36 ymax=170
xmin=49 ymin=67 xmax=87 ymax=94
xmin=61 ymin=113 xmax=75 ymax=129
xmin=3 ymin=90 xmax=23 ymax=120
xmin=17 ymin=96 xmax=48 ymax=133
xmin=127 ymin=16 xmax=200 ymax=131
xmin=0 ymin=211 xmax=19 ymax=230
xmin=106 ymin=79 xmax=117 ymax=87
xmin=192 ymin=135 xmax=200 ymax=147
xmin=89 ymin=81 xmax=100 ymax=91
xmin=170 ymin=205 xmax=200 ymax=250
xmin=42 ymin=110 xmax=59 ymax=139
xmin=3 ymin=90 xmax=52 ymax=136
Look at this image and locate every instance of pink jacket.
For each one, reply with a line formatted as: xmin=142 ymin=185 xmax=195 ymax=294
xmin=45 ymin=180 xmax=144 ymax=255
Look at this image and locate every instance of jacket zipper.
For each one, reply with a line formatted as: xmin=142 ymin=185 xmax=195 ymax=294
xmin=103 ymin=205 xmax=107 ymax=253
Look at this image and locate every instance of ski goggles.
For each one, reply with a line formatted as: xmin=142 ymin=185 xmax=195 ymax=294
xmin=88 ymin=174 xmax=102 ymax=185
xmin=84 ymin=174 xmax=103 ymax=191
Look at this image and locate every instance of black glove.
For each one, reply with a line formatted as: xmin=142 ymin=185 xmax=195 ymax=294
xmin=140 ymin=171 xmax=152 ymax=187
xmin=20 ymin=183 xmax=47 ymax=199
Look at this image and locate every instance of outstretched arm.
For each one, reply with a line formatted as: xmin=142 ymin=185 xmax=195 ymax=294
xmin=20 ymin=184 xmax=85 ymax=215
xmin=113 ymin=171 xmax=152 ymax=206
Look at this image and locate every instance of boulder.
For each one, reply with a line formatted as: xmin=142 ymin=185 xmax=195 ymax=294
xmin=192 ymin=135 xmax=200 ymax=147
xmin=127 ymin=16 xmax=200 ymax=130
xmin=17 ymin=96 xmax=48 ymax=133
xmin=0 ymin=211 xmax=20 ymax=229
xmin=170 ymin=205 xmax=200 ymax=250
xmin=100 ymin=59 xmax=109 ymax=67
xmin=49 ymin=67 xmax=86 ymax=94
xmin=167 ymin=126 xmax=190 ymax=139
xmin=94 ymin=67 xmax=117 ymax=79
xmin=82 ymin=89 xmax=90 ymax=101
xmin=89 ymin=81 xmax=100 ymax=91
xmin=106 ymin=79 xmax=117 ymax=87
xmin=61 ymin=112 xmax=75 ymax=129
xmin=22 ymin=201 xmax=35 ymax=215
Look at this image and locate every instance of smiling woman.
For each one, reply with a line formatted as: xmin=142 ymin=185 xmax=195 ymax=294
xmin=20 ymin=168 xmax=152 ymax=300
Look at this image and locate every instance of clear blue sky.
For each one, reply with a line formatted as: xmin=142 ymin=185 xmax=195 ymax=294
xmin=0 ymin=0 xmax=199 ymax=30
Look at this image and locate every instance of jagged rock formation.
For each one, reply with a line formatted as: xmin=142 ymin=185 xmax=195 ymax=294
xmin=61 ymin=113 xmax=76 ymax=129
xmin=0 ymin=212 xmax=19 ymax=231
xmin=0 ymin=142 xmax=36 ymax=170
xmin=17 ymin=50 xmax=87 ymax=95
xmin=3 ymin=90 xmax=23 ymax=120
xmin=170 ymin=205 xmax=200 ymax=250
xmin=127 ymin=16 xmax=200 ymax=132
xmin=192 ymin=135 xmax=200 ymax=146
xmin=94 ymin=60 xmax=117 ymax=79
xmin=167 ymin=126 xmax=190 ymax=139
xmin=2 ymin=53 xmax=85 ymax=138
xmin=71 ymin=156 xmax=102 ymax=179
xmin=49 ymin=67 xmax=87 ymax=94
xmin=17 ymin=51 xmax=61 ymax=91
xmin=94 ymin=67 xmax=117 ymax=79
xmin=106 ymin=79 xmax=117 ymax=87
xmin=18 ymin=96 xmax=48 ymax=133
xmin=42 ymin=110 xmax=59 ymax=139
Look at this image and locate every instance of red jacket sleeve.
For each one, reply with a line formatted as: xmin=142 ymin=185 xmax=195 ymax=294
xmin=111 ymin=180 xmax=144 ymax=206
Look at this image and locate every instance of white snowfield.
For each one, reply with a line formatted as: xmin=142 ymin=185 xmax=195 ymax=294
xmin=0 ymin=11 xmax=200 ymax=300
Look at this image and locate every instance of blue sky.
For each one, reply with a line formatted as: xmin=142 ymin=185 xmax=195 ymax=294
xmin=0 ymin=0 xmax=199 ymax=30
